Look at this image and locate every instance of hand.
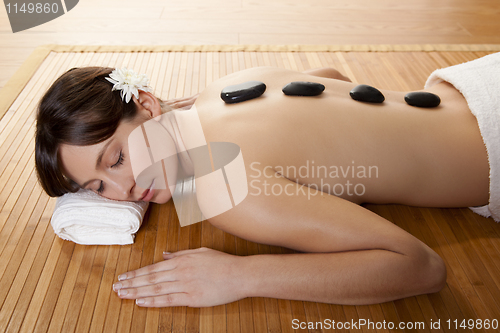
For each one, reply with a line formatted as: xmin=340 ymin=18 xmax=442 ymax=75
xmin=112 ymin=247 xmax=247 ymax=307
xmin=164 ymin=93 xmax=199 ymax=110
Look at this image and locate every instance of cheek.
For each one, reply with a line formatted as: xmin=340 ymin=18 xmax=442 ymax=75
xmin=153 ymin=189 xmax=172 ymax=204
xmin=127 ymin=121 xmax=178 ymax=192
xmin=59 ymin=146 xmax=96 ymax=185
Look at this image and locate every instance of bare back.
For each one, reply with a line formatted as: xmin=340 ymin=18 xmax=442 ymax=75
xmin=194 ymin=66 xmax=489 ymax=208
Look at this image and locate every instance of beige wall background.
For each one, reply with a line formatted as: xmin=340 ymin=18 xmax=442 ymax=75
xmin=1 ymin=0 xmax=499 ymax=91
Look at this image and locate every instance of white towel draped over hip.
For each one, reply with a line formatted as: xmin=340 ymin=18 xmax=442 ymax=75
xmin=51 ymin=189 xmax=149 ymax=245
xmin=425 ymin=52 xmax=500 ymax=222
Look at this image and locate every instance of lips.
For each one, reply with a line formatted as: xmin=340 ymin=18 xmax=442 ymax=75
xmin=138 ymin=180 xmax=155 ymax=201
xmin=139 ymin=189 xmax=149 ymax=201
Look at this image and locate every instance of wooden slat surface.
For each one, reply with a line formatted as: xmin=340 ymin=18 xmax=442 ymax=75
xmin=1 ymin=49 xmax=500 ymax=332
xmin=2 ymin=0 xmax=500 ymax=94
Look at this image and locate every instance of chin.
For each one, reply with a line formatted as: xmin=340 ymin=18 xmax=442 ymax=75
xmin=152 ymin=190 xmax=172 ymax=204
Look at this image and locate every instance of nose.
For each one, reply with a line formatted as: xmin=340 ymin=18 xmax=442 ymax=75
xmin=103 ymin=173 xmax=136 ymax=201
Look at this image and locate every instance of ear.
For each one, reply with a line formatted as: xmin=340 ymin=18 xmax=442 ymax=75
xmin=133 ymin=90 xmax=162 ymax=119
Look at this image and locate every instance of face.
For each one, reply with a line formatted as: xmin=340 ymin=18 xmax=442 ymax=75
xmin=58 ymin=94 xmax=173 ymax=204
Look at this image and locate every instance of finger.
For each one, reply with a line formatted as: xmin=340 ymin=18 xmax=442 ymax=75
xmin=118 ymin=248 xmax=209 ymax=280
xmin=117 ymin=259 xmax=174 ymax=281
xmin=174 ymin=100 xmax=194 ymax=108
xmin=162 ymin=247 xmax=209 ymax=260
xmin=135 ymin=293 xmax=190 ymax=307
xmin=165 ymin=97 xmax=183 ymax=103
xmin=167 ymin=102 xmax=191 ymax=110
xmin=116 ymin=281 xmax=183 ymax=300
xmin=165 ymin=96 xmax=195 ymax=104
xmin=113 ymin=269 xmax=176 ymax=291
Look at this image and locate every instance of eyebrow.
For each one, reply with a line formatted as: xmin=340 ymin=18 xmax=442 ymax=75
xmin=80 ymin=138 xmax=114 ymax=188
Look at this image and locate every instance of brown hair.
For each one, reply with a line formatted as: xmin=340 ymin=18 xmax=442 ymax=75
xmin=35 ymin=66 xmax=167 ymax=197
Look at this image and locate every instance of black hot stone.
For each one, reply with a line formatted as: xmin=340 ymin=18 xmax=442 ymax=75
xmin=404 ymin=92 xmax=441 ymax=108
xmin=349 ymin=84 xmax=385 ymax=103
xmin=221 ymin=81 xmax=266 ymax=104
xmin=282 ymin=81 xmax=325 ymax=96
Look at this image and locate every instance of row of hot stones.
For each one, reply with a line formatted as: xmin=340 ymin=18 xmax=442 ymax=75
xmin=221 ymin=81 xmax=441 ymax=108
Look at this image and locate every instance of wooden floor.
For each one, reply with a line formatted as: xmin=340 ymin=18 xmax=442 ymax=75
xmin=1 ymin=0 xmax=500 ymax=90
xmin=1 ymin=47 xmax=500 ymax=332
xmin=1 ymin=1 xmax=500 ymax=332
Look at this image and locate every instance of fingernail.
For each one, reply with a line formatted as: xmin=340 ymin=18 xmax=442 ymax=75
xmin=118 ymin=274 xmax=126 ymax=281
xmin=163 ymin=251 xmax=170 ymax=255
xmin=113 ymin=283 xmax=122 ymax=291
xmin=136 ymin=299 xmax=145 ymax=305
xmin=118 ymin=289 xmax=128 ymax=296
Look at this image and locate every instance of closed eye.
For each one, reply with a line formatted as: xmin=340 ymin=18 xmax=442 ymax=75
xmin=95 ymin=150 xmax=124 ymax=194
xmin=112 ymin=150 xmax=124 ymax=168
xmin=97 ymin=181 xmax=104 ymax=194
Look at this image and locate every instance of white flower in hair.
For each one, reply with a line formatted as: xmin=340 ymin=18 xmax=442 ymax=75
xmin=105 ymin=68 xmax=152 ymax=103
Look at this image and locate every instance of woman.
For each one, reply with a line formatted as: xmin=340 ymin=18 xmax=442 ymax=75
xmin=36 ymin=53 xmax=498 ymax=308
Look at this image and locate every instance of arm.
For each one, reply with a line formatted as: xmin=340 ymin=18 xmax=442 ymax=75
xmin=113 ymin=166 xmax=446 ymax=307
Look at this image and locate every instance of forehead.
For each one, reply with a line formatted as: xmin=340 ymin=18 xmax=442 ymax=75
xmin=59 ymin=141 xmax=104 ymax=159
xmin=58 ymin=141 xmax=107 ymax=182
xmin=57 ymin=119 xmax=140 ymax=182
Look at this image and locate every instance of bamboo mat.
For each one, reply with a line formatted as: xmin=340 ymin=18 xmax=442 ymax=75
xmin=1 ymin=45 xmax=500 ymax=333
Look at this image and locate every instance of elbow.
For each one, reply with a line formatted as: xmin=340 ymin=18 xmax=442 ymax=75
xmin=322 ymin=68 xmax=351 ymax=82
xmin=426 ymin=251 xmax=447 ymax=293
xmin=412 ymin=246 xmax=447 ymax=295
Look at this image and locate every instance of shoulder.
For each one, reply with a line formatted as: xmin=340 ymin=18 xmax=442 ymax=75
xmin=219 ymin=66 xmax=292 ymax=81
xmin=204 ymin=66 xmax=297 ymax=92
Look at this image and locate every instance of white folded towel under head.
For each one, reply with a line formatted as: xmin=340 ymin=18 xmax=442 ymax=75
xmin=51 ymin=188 xmax=149 ymax=245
